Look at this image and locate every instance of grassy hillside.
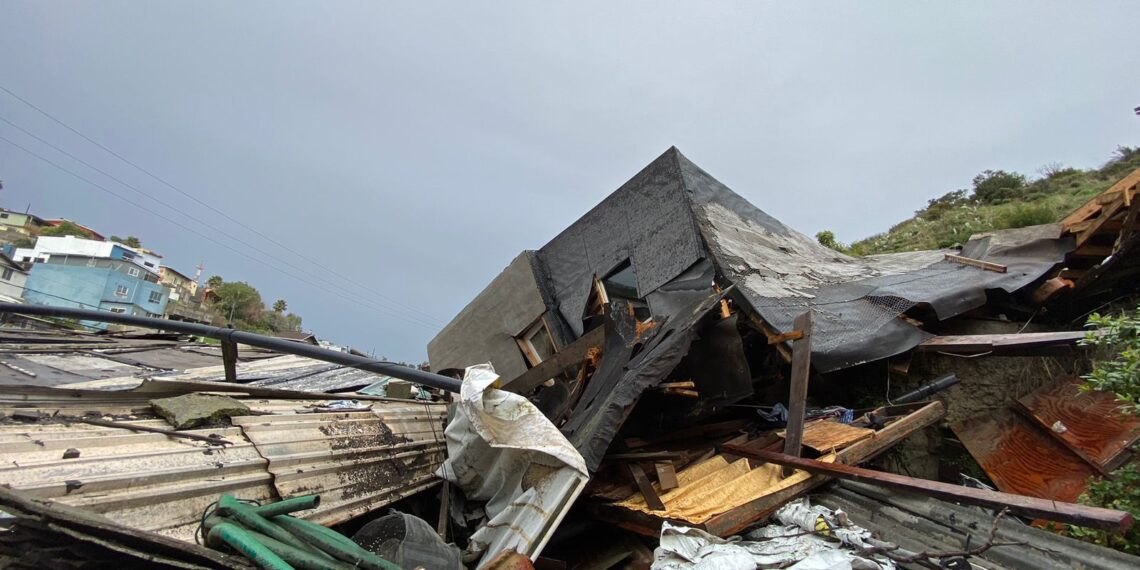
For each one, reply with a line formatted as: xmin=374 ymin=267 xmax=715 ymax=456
xmin=845 ymin=146 xmax=1140 ymax=256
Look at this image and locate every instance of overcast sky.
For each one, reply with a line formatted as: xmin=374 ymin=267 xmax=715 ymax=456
xmin=1 ymin=2 xmax=1137 ymax=361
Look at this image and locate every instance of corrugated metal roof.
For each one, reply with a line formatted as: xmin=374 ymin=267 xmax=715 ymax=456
xmin=0 ymin=420 xmax=275 ymax=541
xmin=0 ymin=400 xmax=448 ymax=542
xmin=233 ymin=403 xmax=447 ymax=525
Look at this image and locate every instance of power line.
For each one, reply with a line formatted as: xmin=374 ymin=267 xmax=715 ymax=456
xmin=0 ymin=113 xmax=443 ymax=329
xmin=0 ymin=133 xmax=443 ymax=332
xmin=0 ymin=83 xmax=446 ymax=325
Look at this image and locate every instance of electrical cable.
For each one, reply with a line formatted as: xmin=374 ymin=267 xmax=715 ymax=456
xmin=0 ymin=84 xmax=446 ymax=326
xmin=0 ymin=114 xmax=443 ymax=329
xmin=0 ymin=133 xmax=442 ymax=331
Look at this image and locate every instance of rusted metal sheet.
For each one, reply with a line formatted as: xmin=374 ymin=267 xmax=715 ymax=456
xmin=231 ymin=403 xmax=447 ymax=525
xmin=0 ymin=420 xmax=276 ymax=541
xmin=1013 ymin=378 xmax=1140 ymax=473
xmin=953 ymin=408 xmax=1095 ymax=504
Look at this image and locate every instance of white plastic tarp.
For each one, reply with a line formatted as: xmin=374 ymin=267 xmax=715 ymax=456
xmin=651 ymin=498 xmax=895 ymax=570
xmin=437 ymin=364 xmax=589 ymax=568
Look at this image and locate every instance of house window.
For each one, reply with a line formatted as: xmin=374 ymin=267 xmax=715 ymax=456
xmin=1 ymin=268 xmax=12 ymax=280
xmin=144 ymin=262 xmax=154 ymax=268
xmin=148 ymin=291 xmax=162 ymax=303
xmin=114 ymin=285 xmax=129 ymax=297
xmin=127 ymin=266 xmax=140 ymax=277
xmin=601 ymin=260 xmax=650 ymax=320
xmin=108 ymin=307 xmax=127 ymax=314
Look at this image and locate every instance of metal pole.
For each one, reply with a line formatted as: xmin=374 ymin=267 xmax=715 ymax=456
xmin=0 ymin=302 xmax=462 ymax=393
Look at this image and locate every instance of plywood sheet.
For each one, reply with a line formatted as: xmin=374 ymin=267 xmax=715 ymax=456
xmin=953 ymin=408 xmax=1094 ymax=503
xmin=1014 ymin=378 xmax=1140 ymax=471
xmin=779 ymin=420 xmax=873 ymax=453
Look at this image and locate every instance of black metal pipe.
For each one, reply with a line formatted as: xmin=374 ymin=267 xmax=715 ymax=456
xmin=0 ymin=302 xmax=462 ymax=393
xmin=894 ymin=373 xmax=960 ymax=404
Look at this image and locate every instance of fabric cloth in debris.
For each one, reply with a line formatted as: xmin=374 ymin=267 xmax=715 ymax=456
xmin=615 ymin=455 xmax=833 ymax=524
xmin=437 ymin=364 xmax=589 ymax=567
xmin=651 ymin=499 xmax=894 ymax=569
xmin=352 ymin=511 xmax=463 ymax=570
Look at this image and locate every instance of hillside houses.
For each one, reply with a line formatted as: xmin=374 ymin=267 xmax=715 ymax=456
xmin=0 ymin=218 xmax=218 ymax=329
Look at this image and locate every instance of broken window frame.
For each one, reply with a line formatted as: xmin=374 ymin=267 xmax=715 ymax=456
xmin=516 ymin=315 xmax=560 ymax=367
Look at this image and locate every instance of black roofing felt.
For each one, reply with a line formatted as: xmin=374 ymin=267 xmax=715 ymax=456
xmin=533 ymin=148 xmax=1071 ymax=372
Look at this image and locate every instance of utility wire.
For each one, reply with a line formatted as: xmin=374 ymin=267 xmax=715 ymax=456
xmin=0 ymin=133 xmax=442 ymax=331
xmin=0 ymin=84 xmax=446 ymax=325
xmin=0 ymin=114 xmax=443 ymax=329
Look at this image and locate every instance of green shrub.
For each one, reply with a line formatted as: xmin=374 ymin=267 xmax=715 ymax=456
xmin=1080 ymin=308 xmax=1140 ymax=415
xmin=815 ymin=230 xmax=845 ymax=252
xmin=1067 ymin=462 xmax=1140 ymax=554
xmin=972 ymin=170 xmax=1027 ymax=204
xmin=992 ymin=203 xmax=1055 ymax=229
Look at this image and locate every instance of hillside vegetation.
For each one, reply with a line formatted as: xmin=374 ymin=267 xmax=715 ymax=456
xmin=840 ymin=146 xmax=1140 ymax=256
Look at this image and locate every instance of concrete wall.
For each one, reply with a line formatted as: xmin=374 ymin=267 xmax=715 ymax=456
xmin=428 ymin=252 xmax=549 ymax=379
xmin=26 ymin=236 xmax=162 ymax=271
xmin=0 ymin=265 xmax=27 ymax=301
xmin=0 ymin=211 xmax=32 ymax=230
xmin=23 ymin=263 xmax=169 ymax=327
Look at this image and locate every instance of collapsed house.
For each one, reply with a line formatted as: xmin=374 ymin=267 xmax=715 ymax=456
xmin=427 ymin=148 xmax=1140 ymax=565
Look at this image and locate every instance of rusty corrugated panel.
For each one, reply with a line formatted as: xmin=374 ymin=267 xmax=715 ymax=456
xmin=232 ymin=403 xmax=448 ymax=525
xmin=952 ymin=408 xmax=1094 ymax=503
xmin=0 ymin=420 xmax=276 ymax=541
xmin=1013 ymin=378 xmax=1140 ymax=472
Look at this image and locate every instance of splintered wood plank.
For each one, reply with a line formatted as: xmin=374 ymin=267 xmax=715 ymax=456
xmin=952 ymin=408 xmax=1094 ymax=504
xmin=1013 ymin=378 xmax=1140 ymax=473
xmin=944 ymin=254 xmax=1007 ymax=273
xmin=916 ymin=331 xmax=1089 ymax=353
xmin=1063 ymin=168 xmax=1140 ymax=228
xmin=781 ymin=420 xmax=874 ymax=454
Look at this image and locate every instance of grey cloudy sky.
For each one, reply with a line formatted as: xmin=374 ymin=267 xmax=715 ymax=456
xmin=1 ymin=2 xmax=1137 ymax=361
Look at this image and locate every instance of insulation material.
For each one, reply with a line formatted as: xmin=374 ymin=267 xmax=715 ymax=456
xmin=438 ymin=364 xmax=588 ymax=567
xmin=615 ymin=454 xmax=834 ymax=524
xmin=651 ymin=499 xmax=893 ymax=569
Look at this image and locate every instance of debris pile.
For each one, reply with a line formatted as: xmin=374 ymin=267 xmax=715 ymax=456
xmin=2 ymin=149 xmax=1140 ymax=568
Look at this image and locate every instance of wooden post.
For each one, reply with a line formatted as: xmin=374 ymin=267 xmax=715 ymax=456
xmin=782 ymin=311 xmax=812 ymax=466
xmin=220 ymin=338 xmax=238 ymax=383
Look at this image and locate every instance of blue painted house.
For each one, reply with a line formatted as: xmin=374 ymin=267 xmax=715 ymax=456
xmin=23 ymin=256 xmax=169 ymax=329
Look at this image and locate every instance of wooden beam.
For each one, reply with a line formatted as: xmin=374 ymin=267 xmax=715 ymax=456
xmin=721 ymin=446 xmax=1133 ymax=532
xmin=744 ymin=312 xmax=792 ymax=362
xmin=220 ymin=338 xmax=238 ymax=383
xmin=916 ymin=330 xmax=1090 ymax=353
xmin=627 ymin=463 xmax=665 ymax=511
xmin=700 ymin=401 xmax=946 ymax=536
xmin=783 ymin=311 xmax=813 ymax=463
xmin=1077 ymin=195 xmax=1126 ymax=248
xmin=944 ymin=254 xmax=1007 ymax=273
xmin=1063 ymin=169 xmax=1140 ymax=227
xmin=766 ymin=330 xmax=804 ymax=344
xmin=502 ymin=325 xmax=604 ymax=394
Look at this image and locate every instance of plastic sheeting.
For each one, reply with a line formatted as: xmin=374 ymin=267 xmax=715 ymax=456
xmin=651 ymin=498 xmax=894 ymax=570
xmin=437 ymin=364 xmax=589 ymax=568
